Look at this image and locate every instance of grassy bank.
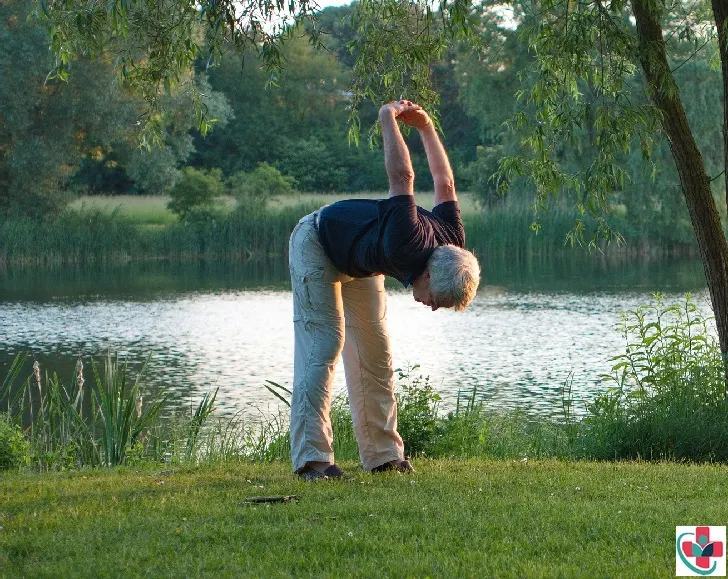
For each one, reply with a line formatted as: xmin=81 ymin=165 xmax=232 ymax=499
xmin=1 ymin=193 xmax=700 ymax=265
xmin=2 ymin=459 xmax=726 ymax=577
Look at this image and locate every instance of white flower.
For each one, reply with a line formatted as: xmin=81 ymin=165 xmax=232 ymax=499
xmin=348 ymin=531 xmax=354 ymax=537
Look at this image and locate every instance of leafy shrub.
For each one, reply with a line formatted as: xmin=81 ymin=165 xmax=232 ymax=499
xmin=580 ymin=295 xmax=728 ymax=461
xmin=229 ymin=162 xmax=296 ymax=207
xmin=167 ymin=167 xmax=225 ymax=220
xmin=395 ymin=365 xmax=441 ymax=457
xmin=0 ymin=415 xmax=30 ymax=470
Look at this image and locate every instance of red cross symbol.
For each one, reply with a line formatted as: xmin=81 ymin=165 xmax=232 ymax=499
xmin=682 ymin=526 xmax=724 ymax=569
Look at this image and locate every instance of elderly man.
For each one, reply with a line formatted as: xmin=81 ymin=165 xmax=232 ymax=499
xmin=288 ymin=100 xmax=480 ymax=480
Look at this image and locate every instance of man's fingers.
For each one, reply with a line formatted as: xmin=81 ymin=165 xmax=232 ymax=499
xmin=384 ymin=100 xmax=423 ymax=120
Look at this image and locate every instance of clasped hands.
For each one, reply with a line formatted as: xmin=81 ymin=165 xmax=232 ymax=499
xmin=379 ymin=100 xmax=432 ymax=130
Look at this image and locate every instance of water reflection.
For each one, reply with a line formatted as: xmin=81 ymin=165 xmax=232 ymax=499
xmin=0 ymin=255 xmax=710 ymax=419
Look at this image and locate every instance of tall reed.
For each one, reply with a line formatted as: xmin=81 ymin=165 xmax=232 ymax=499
xmin=2 ymin=353 xmax=177 ymax=469
xmin=92 ymin=354 xmax=167 ymax=466
xmin=1 ymin=196 xmax=697 ymax=266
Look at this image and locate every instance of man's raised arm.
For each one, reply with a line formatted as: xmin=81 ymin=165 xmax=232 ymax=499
xmin=397 ymin=104 xmax=457 ymax=207
xmin=378 ymin=101 xmax=419 ymax=198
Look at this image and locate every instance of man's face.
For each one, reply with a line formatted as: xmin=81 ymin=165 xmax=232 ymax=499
xmin=411 ymin=271 xmax=454 ymax=311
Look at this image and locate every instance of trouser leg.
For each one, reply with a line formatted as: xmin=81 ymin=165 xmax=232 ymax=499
xmin=289 ymin=214 xmax=345 ymax=473
xmin=341 ymin=275 xmax=404 ymax=471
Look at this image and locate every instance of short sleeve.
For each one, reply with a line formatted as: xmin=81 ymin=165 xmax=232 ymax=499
xmin=432 ymin=201 xmax=465 ymax=247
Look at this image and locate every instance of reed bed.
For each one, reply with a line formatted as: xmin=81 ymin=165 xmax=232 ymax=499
xmin=0 ymin=202 xmax=320 ymax=265
xmin=0 ymin=353 xmax=219 ymax=470
xmin=0 ymin=353 xmax=569 ymax=472
xmin=0 ymin=193 xmax=698 ymax=266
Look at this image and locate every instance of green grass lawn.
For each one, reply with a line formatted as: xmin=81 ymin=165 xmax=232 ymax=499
xmin=267 ymin=191 xmax=482 ymax=214
xmin=2 ymin=458 xmax=726 ymax=577
xmin=69 ymin=195 xmax=236 ymax=225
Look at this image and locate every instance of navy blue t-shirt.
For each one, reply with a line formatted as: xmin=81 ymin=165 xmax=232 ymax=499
xmin=317 ymin=195 xmax=465 ymax=286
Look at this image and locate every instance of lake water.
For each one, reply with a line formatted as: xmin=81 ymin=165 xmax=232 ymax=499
xmin=0 ymin=254 xmax=712 ymax=420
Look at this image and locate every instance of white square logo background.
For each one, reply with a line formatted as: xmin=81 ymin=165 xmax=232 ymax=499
xmin=676 ymin=526 xmax=726 ymax=577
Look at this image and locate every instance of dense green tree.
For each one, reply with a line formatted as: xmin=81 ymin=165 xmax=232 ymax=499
xmin=455 ymin=3 xmax=724 ymax=236
xmin=0 ymin=1 xmax=134 ymax=217
xmin=80 ymin=74 xmax=231 ymax=195
xmin=37 ymin=0 xmax=330 ymax=140
xmin=313 ymin=5 xmax=358 ymax=67
xmin=191 ymin=35 xmax=349 ymax=182
xmin=191 ymin=32 xmax=392 ymax=191
xmin=38 ymin=0 xmax=473 ymax=143
xmin=488 ymin=0 xmax=728 ymax=387
xmin=0 ymin=0 xmax=230 ymax=217
xmin=453 ymin=5 xmax=533 ymax=203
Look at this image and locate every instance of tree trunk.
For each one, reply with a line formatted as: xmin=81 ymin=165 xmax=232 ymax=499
xmin=632 ymin=0 xmax=728 ymax=393
xmin=713 ymin=0 xmax=728 ymax=213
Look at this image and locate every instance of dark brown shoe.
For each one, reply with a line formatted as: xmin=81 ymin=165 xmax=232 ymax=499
xmin=298 ymin=463 xmax=351 ymax=481
xmin=371 ymin=459 xmax=415 ymax=474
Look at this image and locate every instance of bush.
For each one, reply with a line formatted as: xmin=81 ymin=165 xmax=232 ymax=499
xmin=579 ymin=295 xmax=728 ymax=461
xmin=167 ymin=167 xmax=225 ymax=220
xmin=229 ymin=163 xmax=296 ymax=208
xmin=395 ymin=365 xmax=441 ymax=457
xmin=0 ymin=415 xmax=30 ymax=470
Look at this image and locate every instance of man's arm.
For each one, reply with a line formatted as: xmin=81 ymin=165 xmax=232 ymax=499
xmin=379 ymin=102 xmax=419 ymax=198
xmin=397 ymin=106 xmax=457 ymax=207
xmin=420 ymin=124 xmax=456 ymax=206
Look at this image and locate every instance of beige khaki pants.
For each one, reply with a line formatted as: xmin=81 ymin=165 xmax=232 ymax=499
xmin=288 ymin=212 xmax=404 ymax=472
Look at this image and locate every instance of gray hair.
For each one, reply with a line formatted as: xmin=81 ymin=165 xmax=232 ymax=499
xmin=427 ymin=245 xmax=481 ymax=311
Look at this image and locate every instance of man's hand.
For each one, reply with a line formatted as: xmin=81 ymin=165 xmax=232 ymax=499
xmin=397 ymin=106 xmax=432 ymax=130
xmin=378 ymin=100 xmax=426 ymax=123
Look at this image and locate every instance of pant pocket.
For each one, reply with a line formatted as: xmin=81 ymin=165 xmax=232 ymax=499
xmin=292 ymin=275 xmax=312 ymax=322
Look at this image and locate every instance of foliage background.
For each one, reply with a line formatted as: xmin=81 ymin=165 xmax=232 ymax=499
xmin=0 ymin=0 xmax=725 ymax=247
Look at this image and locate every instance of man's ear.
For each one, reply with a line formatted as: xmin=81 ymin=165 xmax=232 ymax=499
xmin=424 ymin=269 xmax=430 ymax=280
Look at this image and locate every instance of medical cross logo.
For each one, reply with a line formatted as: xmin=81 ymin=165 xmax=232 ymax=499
xmin=676 ymin=526 xmax=726 ymax=576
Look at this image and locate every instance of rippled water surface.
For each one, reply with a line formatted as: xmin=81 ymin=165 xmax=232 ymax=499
xmin=0 ymin=256 xmax=711 ymax=418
